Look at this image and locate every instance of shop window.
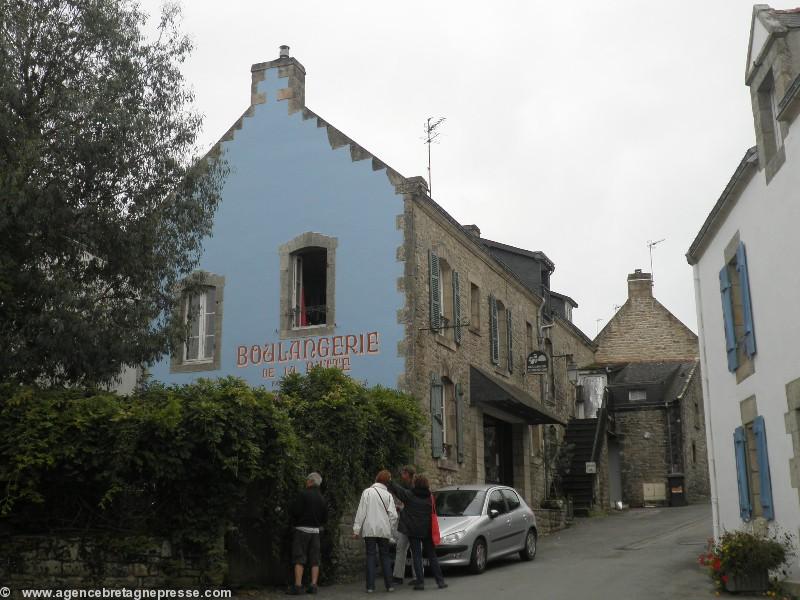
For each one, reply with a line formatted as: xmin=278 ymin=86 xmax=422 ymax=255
xmin=279 ymin=233 xmax=337 ymax=339
xmin=171 ymin=272 xmax=225 ymax=373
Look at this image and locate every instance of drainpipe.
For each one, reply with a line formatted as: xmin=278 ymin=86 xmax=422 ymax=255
xmin=693 ymin=263 xmax=720 ymax=540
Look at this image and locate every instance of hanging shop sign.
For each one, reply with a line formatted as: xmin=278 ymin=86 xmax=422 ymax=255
xmin=526 ymin=351 xmax=549 ymax=375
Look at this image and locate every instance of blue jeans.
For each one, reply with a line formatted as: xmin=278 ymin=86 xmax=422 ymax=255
xmin=364 ymin=537 xmax=392 ymax=591
xmin=409 ymin=537 xmax=444 ymax=587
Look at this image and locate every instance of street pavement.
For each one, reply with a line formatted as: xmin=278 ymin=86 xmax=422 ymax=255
xmin=242 ymin=504 xmax=761 ymax=599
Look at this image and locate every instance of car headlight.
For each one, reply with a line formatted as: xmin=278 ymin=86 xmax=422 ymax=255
xmin=440 ymin=530 xmax=467 ymax=545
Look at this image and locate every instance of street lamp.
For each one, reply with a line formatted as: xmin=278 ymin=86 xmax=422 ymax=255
xmin=567 ymin=360 xmax=579 ymax=385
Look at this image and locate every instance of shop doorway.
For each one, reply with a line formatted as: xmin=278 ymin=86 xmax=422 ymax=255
xmin=483 ymin=415 xmax=513 ymax=486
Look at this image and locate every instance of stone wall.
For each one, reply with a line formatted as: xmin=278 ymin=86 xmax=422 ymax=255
xmin=532 ymin=508 xmax=568 ymax=535
xmin=615 ymin=407 xmax=669 ymax=507
xmin=401 ymin=192 xmax=595 ymax=508
xmin=680 ymin=367 xmax=711 ymax=503
xmin=594 ymin=271 xmax=698 ymax=364
xmin=0 ymin=535 xmax=223 ymax=592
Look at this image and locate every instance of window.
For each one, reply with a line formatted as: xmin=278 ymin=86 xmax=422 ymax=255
xmin=442 ymin=378 xmax=456 ymax=458
xmin=431 ymin=375 xmax=464 ymax=463
xmin=734 ymin=415 xmax=774 ymax=521
xmin=292 ymin=247 xmax=327 ymax=328
xmin=719 ymin=239 xmax=756 ymax=377
xmin=628 ymin=389 xmax=647 ymax=402
xmin=429 ymin=250 xmax=462 ymax=344
xmin=496 ymin=299 xmax=507 ymax=369
xmin=487 ymin=490 xmax=507 ymax=515
xmin=279 ymin=233 xmax=337 ymax=339
xmin=692 ymin=441 xmax=697 ymax=465
xmin=501 ymin=489 xmax=521 ymax=511
xmin=526 ymin=322 xmax=534 ymax=353
xmin=171 ymin=272 xmax=225 ymax=373
xmin=694 ymin=400 xmax=700 ymax=428
xmin=470 ymin=283 xmax=480 ymax=332
xmin=489 ymin=294 xmax=499 ymax=365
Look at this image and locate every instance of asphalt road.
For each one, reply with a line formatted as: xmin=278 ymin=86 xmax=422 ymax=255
xmin=245 ymin=504 xmax=759 ymax=599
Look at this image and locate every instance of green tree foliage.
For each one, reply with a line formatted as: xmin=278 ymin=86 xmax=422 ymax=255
xmin=0 ymin=0 xmax=226 ymax=385
xmin=0 ymin=370 xmax=423 ymax=577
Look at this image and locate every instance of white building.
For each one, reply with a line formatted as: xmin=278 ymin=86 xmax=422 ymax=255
xmin=687 ymin=4 xmax=800 ymax=589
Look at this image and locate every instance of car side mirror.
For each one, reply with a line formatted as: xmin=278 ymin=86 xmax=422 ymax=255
xmin=489 ymin=509 xmax=500 ymax=519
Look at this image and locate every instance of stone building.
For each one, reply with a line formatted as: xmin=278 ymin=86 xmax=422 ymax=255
xmin=686 ymin=4 xmax=800 ymax=590
xmin=146 ymin=47 xmax=596 ymax=520
xmin=562 ymin=270 xmax=709 ymax=511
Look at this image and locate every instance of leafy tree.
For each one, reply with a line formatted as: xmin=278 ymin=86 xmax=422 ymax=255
xmin=0 ymin=0 xmax=226 ymax=385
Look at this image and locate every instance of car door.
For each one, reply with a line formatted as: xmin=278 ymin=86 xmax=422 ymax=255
xmin=501 ymin=488 xmax=529 ymax=551
xmin=485 ymin=488 xmax=513 ymax=558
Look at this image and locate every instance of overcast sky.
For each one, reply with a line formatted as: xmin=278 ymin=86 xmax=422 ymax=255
xmin=139 ymin=0 xmax=791 ymax=339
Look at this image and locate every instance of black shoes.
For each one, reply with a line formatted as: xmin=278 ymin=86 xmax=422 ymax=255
xmin=306 ymin=584 xmax=318 ymax=594
xmin=285 ymin=585 xmax=302 ymax=595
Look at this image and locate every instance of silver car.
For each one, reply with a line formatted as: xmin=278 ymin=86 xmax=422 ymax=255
xmin=433 ymin=484 xmax=538 ymax=574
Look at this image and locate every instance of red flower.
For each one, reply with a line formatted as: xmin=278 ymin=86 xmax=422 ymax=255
xmin=712 ymin=558 xmax=721 ymax=571
xmin=721 ymin=575 xmax=728 ymax=583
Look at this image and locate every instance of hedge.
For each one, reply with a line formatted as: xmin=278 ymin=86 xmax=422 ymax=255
xmin=0 ymin=369 xmax=423 ymax=580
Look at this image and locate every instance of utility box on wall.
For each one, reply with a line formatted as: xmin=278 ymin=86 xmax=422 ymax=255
xmin=643 ymin=482 xmax=666 ymax=506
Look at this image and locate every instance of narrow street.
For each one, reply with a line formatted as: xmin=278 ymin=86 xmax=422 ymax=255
xmin=248 ymin=504 xmax=759 ymax=600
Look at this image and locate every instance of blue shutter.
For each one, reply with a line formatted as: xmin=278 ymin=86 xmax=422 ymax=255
xmin=506 ymin=308 xmax=513 ymax=373
xmin=453 ymin=271 xmax=462 ymax=345
xmin=429 ymin=251 xmax=441 ymax=332
xmin=719 ymin=266 xmax=738 ymax=372
xmin=733 ymin=426 xmax=752 ymax=521
xmin=489 ymin=294 xmax=499 ymax=365
xmin=456 ymin=383 xmax=465 ymax=464
xmin=430 ymin=375 xmax=444 ymax=458
xmin=753 ymin=416 xmax=774 ymax=520
xmin=736 ymin=243 xmax=757 ymax=358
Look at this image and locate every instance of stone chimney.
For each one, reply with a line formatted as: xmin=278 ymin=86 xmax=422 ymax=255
xmin=463 ymin=224 xmax=481 ymax=237
xmin=627 ymin=269 xmax=653 ymax=299
xmin=250 ymin=45 xmax=306 ymax=114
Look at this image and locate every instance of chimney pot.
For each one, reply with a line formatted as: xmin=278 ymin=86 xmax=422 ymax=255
xmin=279 ymin=45 xmax=290 ymax=58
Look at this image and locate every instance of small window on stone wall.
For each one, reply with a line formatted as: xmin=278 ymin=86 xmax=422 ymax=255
xmin=171 ymin=272 xmax=225 ymax=374
xmin=629 ymin=390 xmax=647 ymax=402
xmin=292 ymin=247 xmax=327 ymax=327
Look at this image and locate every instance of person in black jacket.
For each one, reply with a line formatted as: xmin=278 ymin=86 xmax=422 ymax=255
xmin=287 ymin=472 xmax=329 ymax=595
xmin=387 ymin=474 xmax=447 ymax=591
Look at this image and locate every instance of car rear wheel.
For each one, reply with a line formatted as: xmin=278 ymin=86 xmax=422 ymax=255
xmin=469 ymin=537 xmax=488 ymax=574
xmin=519 ymin=528 xmax=537 ymax=561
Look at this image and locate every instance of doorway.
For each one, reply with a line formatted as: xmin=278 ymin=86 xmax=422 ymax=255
xmin=483 ymin=415 xmax=513 ymax=486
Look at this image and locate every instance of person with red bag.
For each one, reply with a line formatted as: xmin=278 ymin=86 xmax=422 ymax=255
xmin=387 ymin=474 xmax=447 ymax=591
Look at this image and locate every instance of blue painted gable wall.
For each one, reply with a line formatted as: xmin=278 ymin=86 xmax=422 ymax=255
xmin=149 ymin=67 xmax=405 ymax=389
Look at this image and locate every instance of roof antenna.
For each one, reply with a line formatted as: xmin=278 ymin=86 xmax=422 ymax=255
xmin=647 ymin=238 xmax=666 ymax=284
xmin=423 ymin=117 xmax=446 ymax=197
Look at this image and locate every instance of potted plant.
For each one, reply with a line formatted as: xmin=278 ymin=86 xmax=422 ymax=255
xmin=698 ymin=530 xmax=794 ymax=594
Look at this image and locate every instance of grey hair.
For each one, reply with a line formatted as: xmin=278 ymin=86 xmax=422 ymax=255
xmin=307 ymin=472 xmax=322 ymax=487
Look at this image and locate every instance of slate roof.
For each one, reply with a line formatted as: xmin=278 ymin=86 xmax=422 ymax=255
xmin=479 ymin=238 xmax=556 ymax=272
xmin=607 ymin=360 xmax=698 ymax=400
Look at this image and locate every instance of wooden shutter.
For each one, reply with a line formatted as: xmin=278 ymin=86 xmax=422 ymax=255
xmin=489 ymin=294 xmax=499 ymax=365
xmin=430 ymin=375 xmax=444 ymax=458
xmin=753 ymin=416 xmax=774 ymax=520
xmin=453 ymin=271 xmax=462 ymax=344
xmin=456 ymin=383 xmax=465 ymax=464
xmin=733 ymin=426 xmax=752 ymax=521
xmin=719 ymin=266 xmax=738 ymax=372
xmin=429 ymin=250 xmax=441 ymax=332
xmin=506 ymin=308 xmax=513 ymax=373
xmin=736 ymin=242 xmax=757 ymax=358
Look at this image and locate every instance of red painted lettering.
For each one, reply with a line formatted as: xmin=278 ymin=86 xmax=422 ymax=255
xmin=346 ymin=335 xmax=358 ymax=355
xmin=367 ymin=331 xmax=380 ymax=354
xmin=332 ymin=336 xmax=344 ymax=356
xmin=250 ymin=345 xmax=262 ymax=365
xmin=317 ymin=337 xmax=330 ymax=358
xmin=237 ymin=346 xmax=249 ymax=367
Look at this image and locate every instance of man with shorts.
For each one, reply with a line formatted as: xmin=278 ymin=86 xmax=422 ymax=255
xmin=288 ymin=472 xmax=328 ymax=595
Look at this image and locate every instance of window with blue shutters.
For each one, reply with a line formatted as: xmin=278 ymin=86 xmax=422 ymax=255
xmin=429 ymin=251 xmax=441 ymax=332
xmin=719 ymin=240 xmax=757 ymax=377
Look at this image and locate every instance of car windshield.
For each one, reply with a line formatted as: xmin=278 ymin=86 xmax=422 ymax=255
xmin=435 ymin=490 xmax=487 ymax=517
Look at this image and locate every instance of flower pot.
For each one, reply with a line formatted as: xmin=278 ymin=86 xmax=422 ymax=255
xmin=723 ymin=570 xmax=769 ymax=593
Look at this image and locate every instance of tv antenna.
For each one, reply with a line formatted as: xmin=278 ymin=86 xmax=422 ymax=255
xmin=647 ymin=238 xmax=666 ymax=283
xmin=423 ymin=117 xmax=446 ymax=197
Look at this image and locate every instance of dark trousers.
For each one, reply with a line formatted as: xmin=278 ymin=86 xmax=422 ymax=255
xmin=409 ymin=536 xmax=444 ymax=587
xmin=364 ymin=537 xmax=392 ymax=591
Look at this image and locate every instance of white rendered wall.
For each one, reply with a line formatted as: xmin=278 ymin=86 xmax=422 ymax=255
xmin=694 ymin=118 xmax=800 ymax=576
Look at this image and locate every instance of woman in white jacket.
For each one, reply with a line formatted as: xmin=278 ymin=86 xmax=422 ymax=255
xmin=353 ymin=470 xmax=399 ymax=593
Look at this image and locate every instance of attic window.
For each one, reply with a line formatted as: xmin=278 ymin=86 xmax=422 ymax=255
xmin=756 ymin=70 xmax=785 ymax=176
xmin=629 ymin=390 xmax=647 ymax=402
xmin=293 ymin=248 xmax=327 ymax=327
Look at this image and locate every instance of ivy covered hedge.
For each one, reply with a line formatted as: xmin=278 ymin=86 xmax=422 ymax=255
xmin=0 ymin=369 xmax=423 ymax=580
